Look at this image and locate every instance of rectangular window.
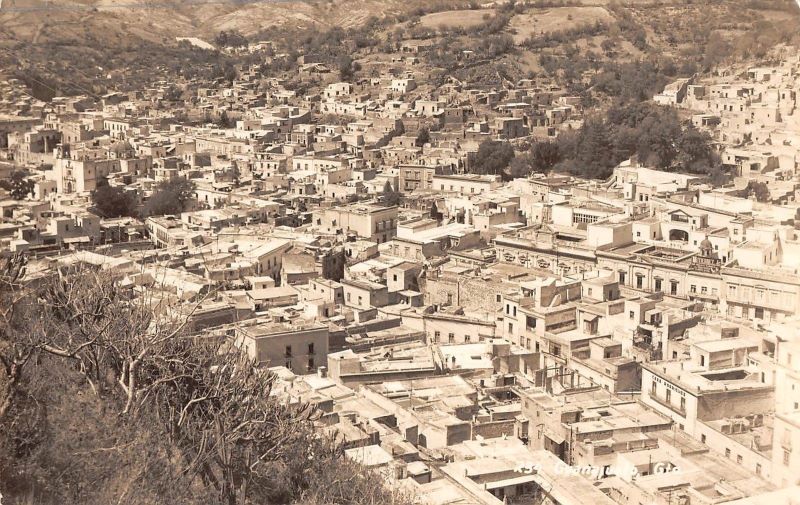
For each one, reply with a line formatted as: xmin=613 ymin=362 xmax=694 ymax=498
xmin=433 ymin=331 xmax=440 ymax=342
xmin=448 ymin=333 xmax=455 ymax=344
xmin=651 ymin=381 xmax=657 ymax=395
xmin=756 ymin=463 xmax=762 ymax=476
xmin=725 ymin=448 xmax=731 ymax=458
xmin=308 ymin=343 xmax=314 ymax=354
xmin=285 ymin=345 xmax=292 ymax=357
xmin=680 ymin=397 xmax=686 ymax=412
xmin=665 ymin=389 xmax=671 ymax=403
xmin=464 ymin=334 xmax=471 ymax=343
xmin=308 ymin=358 xmax=315 ymax=370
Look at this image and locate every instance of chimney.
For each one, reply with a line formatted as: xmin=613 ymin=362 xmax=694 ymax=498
xmin=318 ymin=366 xmax=328 ymax=378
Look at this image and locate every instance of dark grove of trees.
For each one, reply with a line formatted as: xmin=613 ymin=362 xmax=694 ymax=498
xmin=553 ymin=102 xmax=720 ymax=180
xmin=507 ymin=140 xmax=562 ymax=179
xmin=470 ymin=140 xmax=515 ymax=179
xmin=91 ymin=178 xmax=137 ymax=218
xmin=143 ymin=178 xmax=197 ymax=217
xmin=0 ymin=255 xmax=413 ymax=505
xmin=214 ymin=30 xmax=248 ymax=48
xmin=589 ymin=59 xmax=678 ymax=105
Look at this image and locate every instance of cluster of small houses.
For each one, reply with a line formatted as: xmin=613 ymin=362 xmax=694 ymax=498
xmin=656 ymin=53 xmax=800 ymax=204
xmin=0 ymin=51 xmax=799 ymax=505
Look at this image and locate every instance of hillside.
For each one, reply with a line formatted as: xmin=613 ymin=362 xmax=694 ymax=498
xmin=0 ymin=0 xmax=798 ymax=102
xmin=0 ymin=0 xmax=470 ymax=44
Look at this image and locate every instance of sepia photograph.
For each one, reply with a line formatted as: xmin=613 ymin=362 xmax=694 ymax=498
xmin=0 ymin=0 xmax=799 ymax=503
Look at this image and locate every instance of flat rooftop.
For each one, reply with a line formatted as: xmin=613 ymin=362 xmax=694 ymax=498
xmin=644 ymin=360 xmax=769 ymax=394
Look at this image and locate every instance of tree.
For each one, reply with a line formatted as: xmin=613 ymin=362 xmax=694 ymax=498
xmin=571 ymin=118 xmax=615 ymax=178
xmin=337 ymin=54 xmax=355 ymax=81
xmin=0 ymin=254 xmax=32 ymax=420
xmin=0 ymin=171 xmax=35 ymax=200
xmin=703 ymin=32 xmax=732 ymax=69
xmin=217 ymin=110 xmax=232 ymax=128
xmin=553 ymin=103 xmax=719 ymax=180
xmin=215 ymin=30 xmax=247 ymax=48
xmin=744 ymin=181 xmax=770 ymax=202
xmin=416 ymin=127 xmax=430 ymax=146
xmin=91 ymin=178 xmax=136 ymax=218
xmin=507 ymin=153 xmax=536 ymax=180
xmin=144 ymin=178 xmax=196 ymax=217
xmin=1 ymin=265 xmax=417 ymax=505
xmin=675 ymin=125 xmax=718 ymax=174
xmin=383 ymin=180 xmax=400 ymax=206
xmin=530 ymin=141 xmax=561 ymax=174
xmin=472 ymin=140 xmax=514 ymax=176
xmin=143 ymin=190 xmax=181 ymax=216
xmin=707 ymin=165 xmax=731 ymax=187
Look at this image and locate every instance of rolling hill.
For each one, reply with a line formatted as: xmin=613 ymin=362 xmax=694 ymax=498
xmin=0 ymin=0 xmax=470 ymax=46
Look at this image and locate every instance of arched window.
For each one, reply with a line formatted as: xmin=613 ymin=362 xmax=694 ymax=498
xmin=669 ymin=229 xmax=689 ymax=242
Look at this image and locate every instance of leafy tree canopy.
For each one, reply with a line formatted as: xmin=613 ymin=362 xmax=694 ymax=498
xmin=91 ymin=178 xmax=137 ymax=218
xmin=471 ymin=140 xmax=515 ymax=177
xmin=0 ymin=171 xmax=35 ymax=200
xmin=144 ymin=178 xmax=196 ymax=217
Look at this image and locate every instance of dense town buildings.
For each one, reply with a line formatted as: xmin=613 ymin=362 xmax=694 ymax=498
xmin=1 ymin=43 xmax=799 ymax=505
